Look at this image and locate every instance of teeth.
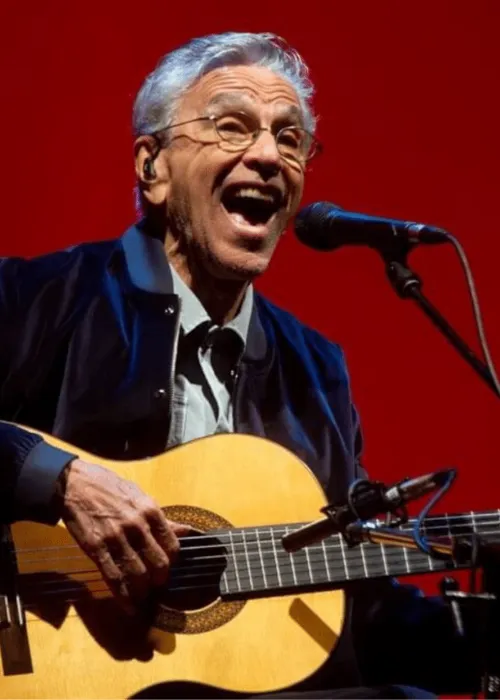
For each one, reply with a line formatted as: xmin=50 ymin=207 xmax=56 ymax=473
xmin=230 ymin=187 xmax=276 ymax=204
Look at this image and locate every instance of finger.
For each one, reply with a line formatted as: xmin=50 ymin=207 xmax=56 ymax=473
xmin=147 ymin=511 xmax=183 ymax=559
xmin=93 ymin=547 xmax=136 ymax=615
xmin=135 ymin=529 xmax=172 ymax=588
xmin=113 ymin=539 xmax=151 ymax=604
xmin=168 ymin=519 xmax=194 ymax=537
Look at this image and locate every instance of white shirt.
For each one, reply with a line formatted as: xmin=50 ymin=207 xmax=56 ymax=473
xmin=167 ymin=265 xmax=254 ymax=447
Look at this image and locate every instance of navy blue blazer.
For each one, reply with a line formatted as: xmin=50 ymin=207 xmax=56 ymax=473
xmin=0 ymin=222 xmax=480 ymax=694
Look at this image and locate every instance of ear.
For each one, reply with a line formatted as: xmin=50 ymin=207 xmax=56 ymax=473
xmin=134 ymin=135 xmax=171 ymax=207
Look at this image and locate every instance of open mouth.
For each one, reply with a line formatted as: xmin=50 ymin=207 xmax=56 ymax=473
xmin=221 ymin=185 xmax=282 ymax=229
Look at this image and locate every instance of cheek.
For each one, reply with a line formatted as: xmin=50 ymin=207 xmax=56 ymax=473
xmin=286 ymin=177 xmax=304 ymax=218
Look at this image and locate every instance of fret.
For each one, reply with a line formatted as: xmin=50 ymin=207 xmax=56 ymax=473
xmin=360 ymin=542 xmax=369 ymax=578
xmin=240 ymin=529 xmax=256 ymax=591
xmin=446 ymin=512 xmax=453 ymax=540
xmin=495 ymin=510 xmax=500 ymax=539
xmin=407 ymin=547 xmax=442 ymax=572
xmin=273 ymin=528 xmax=298 ymax=588
xmin=258 ymin=527 xmax=280 ymax=590
xmin=319 ymin=536 xmax=370 ymax=581
xmin=402 ymin=542 xmax=410 ymax=574
xmin=303 ymin=543 xmax=329 ymax=584
xmin=285 ymin=527 xmax=298 ymax=586
xmin=380 ymin=521 xmax=413 ymax=576
xmin=287 ymin=547 xmax=308 ymax=586
xmin=270 ymin=527 xmax=283 ymax=588
xmin=339 ymin=536 xmax=368 ymax=579
xmin=304 ymin=546 xmax=315 ymax=583
xmin=492 ymin=510 xmax=500 ymax=538
xmin=321 ymin=539 xmax=332 ymax=581
xmin=231 ymin=530 xmax=252 ymax=592
xmin=255 ymin=528 xmax=268 ymax=589
xmin=337 ymin=534 xmax=350 ymax=580
xmin=423 ymin=522 xmax=434 ymax=571
xmin=380 ymin=542 xmax=389 ymax=576
xmin=226 ymin=530 xmax=241 ymax=593
xmin=395 ymin=519 xmax=438 ymax=573
xmin=247 ymin=530 xmax=268 ymax=590
xmin=470 ymin=510 xmax=477 ymax=536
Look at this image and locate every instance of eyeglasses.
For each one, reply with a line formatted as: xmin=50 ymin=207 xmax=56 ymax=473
xmin=153 ymin=111 xmax=322 ymax=169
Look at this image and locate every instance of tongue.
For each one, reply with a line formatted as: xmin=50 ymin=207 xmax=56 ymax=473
xmin=229 ymin=211 xmax=258 ymax=227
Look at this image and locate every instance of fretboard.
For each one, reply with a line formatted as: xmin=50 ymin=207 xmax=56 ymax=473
xmin=218 ymin=509 xmax=500 ymax=598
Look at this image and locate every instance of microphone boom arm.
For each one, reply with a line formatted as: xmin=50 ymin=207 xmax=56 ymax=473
xmin=385 ymin=257 xmax=500 ymax=398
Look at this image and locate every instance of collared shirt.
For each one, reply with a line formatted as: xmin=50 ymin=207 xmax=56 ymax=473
xmin=120 ymin=226 xmax=255 ymax=449
xmin=166 ymin=265 xmax=254 ymax=447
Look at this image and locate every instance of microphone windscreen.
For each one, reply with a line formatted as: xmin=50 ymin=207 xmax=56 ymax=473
xmin=294 ymin=201 xmax=344 ymax=251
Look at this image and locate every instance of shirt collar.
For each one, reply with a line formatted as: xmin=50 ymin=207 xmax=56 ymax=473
xmin=170 ymin=264 xmax=254 ymax=348
xmin=121 ymin=221 xmax=254 ymax=348
xmin=121 ymin=221 xmax=173 ymax=294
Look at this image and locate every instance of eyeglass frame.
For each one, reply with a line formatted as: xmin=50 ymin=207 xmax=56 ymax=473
xmin=149 ymin=112 xmax=323 ymax=170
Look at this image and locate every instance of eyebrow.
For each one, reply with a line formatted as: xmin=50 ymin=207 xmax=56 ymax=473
xmin=206 ymin=92 xmax=304 ymax=125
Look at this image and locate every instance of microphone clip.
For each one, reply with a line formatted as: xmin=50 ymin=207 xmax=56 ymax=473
xmin=321 ymin=478 xmax=409 ymax=547
xmin=281 ymin=477 xmax=409 ymax=553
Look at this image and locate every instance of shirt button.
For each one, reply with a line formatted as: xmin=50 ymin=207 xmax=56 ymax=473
xmin=154 ymin=388 xmax=167 ymax=400
xmin=164 ymin=304 xmax=175 ymax=315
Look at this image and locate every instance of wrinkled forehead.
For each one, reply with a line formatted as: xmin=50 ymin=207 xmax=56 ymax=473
xmin=176 ymin=65 xmax=305 ymax=124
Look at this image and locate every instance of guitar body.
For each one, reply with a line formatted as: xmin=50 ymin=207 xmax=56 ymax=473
xmin=2 ymin=432 xmax=345 ymax=699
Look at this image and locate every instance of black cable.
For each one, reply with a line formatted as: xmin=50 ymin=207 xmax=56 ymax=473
xmin=442 ymin=232 xmax=500 ymax=397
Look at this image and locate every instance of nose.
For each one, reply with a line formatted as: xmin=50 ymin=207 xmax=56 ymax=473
xmin=241 ymin=129 xmax=282 ymax=178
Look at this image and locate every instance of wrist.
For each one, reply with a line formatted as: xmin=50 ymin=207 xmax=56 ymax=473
xmin=55 ymin=458 xmax=79 ymax=503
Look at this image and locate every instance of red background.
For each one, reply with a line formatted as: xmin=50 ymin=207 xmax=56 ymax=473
xmin=1 ymin=0 xmax=498 ymax=611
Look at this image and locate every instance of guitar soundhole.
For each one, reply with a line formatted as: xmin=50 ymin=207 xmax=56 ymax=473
xmin=159 ymin=531 xmax=227 ymax=611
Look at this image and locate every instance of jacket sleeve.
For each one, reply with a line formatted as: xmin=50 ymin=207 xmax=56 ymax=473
xmin=0 ymin=255 xmax=78 ymax=525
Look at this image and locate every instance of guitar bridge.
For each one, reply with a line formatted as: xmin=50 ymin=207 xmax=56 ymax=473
xmin=0 ymin=526 xmax=33 ymax=676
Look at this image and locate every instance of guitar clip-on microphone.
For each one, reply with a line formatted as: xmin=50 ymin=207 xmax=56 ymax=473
xmin=281 ymin=468 xmax=455 ymax=553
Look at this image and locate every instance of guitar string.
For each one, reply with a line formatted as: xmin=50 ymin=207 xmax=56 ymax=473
xmin=16 ymin=538 xmax=451 ymax=590
xmin=17 ymin=561 xmax=490 ymax=607
xmin=17 ymin=527 xmax=487 ymax=584
xmin=11 ymin=524 xmax=485 ymax=574
xmin=15 ymin=546 xmax=477 ymax=607
xmin=16 ymin=546 xmax=456 ymax=605
xmin=11 ymin=511 xmax=500 ymax=562
xmin=11 ymin=520 xmax=500 ymax=592
xmin=13 ymin=521 xmax=500 ymax=576
xmin=11 ymin=512 xmax=499 ymax=582
xmin=15 ymin=524 xmax=500 ymax=605
xmin=12 ymin=508 xmax=499 ymax=553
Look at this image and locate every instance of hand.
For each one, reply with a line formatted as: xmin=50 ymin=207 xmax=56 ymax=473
xmin=58 ymin=458 xmax=190 ymax=614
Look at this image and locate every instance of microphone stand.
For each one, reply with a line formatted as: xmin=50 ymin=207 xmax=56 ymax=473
xmin=382 ymin=247 xmax=499 ymax=398
xmin=381 ymin=244 xmax=500 ymax=695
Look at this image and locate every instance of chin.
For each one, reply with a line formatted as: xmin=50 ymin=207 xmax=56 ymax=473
xmin=207 ymin=248 xmax=273 ymax=282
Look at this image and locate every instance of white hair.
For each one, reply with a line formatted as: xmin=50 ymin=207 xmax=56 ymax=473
xmin=132 ymin=31 xmax=317 ymax=137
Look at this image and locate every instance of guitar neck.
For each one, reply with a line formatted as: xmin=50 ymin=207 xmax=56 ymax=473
xmin=219 ymin=509 xmax=500 ymax=598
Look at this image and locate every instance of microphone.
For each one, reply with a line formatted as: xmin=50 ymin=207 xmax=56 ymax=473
xmin=281 ymin=469 xmax=452 ymax=552
xmin=294 ymin=201 xmax=449 ymax=252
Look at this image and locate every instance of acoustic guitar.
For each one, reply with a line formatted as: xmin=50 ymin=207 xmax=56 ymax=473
xmin=0 ymin=429 xmax=497 ymax=698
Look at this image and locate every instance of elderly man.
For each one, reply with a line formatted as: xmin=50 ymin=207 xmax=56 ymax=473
xmin=0 ymin=32 xmax=480 ymax=699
